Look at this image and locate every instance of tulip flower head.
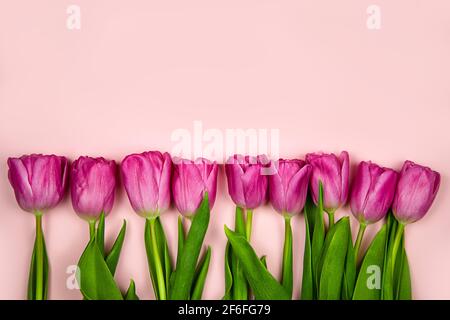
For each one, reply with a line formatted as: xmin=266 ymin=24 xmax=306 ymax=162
xmin=121 ymin=151 xmax=172 ymax=218
xmin=306 ymin=151 xmax=349 ymax=213
xmin=172 ymin=157 xmax=219 ymax=217
xmin=7 ymin=154 xmax=68 ymax=213
xmin=71 ymin=156 xmax=117 ymax=221
xmin=350 ymin=161 xmax=398 ymax=224
xmin=225 ymin=154 xmax=269 ymax=210
xmin=392 ymin=161 xmax=440 ymax=224
xmin=268 ymin=159 xmax=311 ymax=216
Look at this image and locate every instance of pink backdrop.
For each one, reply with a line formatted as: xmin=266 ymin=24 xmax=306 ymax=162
xmin=0 ymin=0 xmax=449 ymax=299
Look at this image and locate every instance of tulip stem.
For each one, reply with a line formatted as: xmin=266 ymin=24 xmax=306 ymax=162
xmin=327 ymin=211 xmax=335 ymax=229
xmin=89 ymin=220 xmax=96 ymax=241
xmin=245 ymin=210 xmax=253 ymax=241
xmin=35 ymin=213 xmax=44 ymax=300
xmin=354 ymin=223 xmax=367 ymax=262
xmin=391 ymin=223 xmax=405 ymax=274
xmin=281 ymin=215 xmax=293 ymax=297
xmin=149 ymin=218 xmax=167 ymax=300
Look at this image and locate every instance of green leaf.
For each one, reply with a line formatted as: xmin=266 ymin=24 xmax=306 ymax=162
xmin=155 ymin=217 xmax=172 ymax=295
xmin=27 ymin=233 xmax=49 ymax=300
xmin=144 ymin=219 xmax=160 ymax=300
xmin=342 ymin=228 xmax=356 ymax=300
xmin=382 ymin=213 xmax=397 ymax=300
xmin=260 ymin=256 xmax=268 ymax=269
xmin=353 ymin=224 xmax=387 ymax=300
xmin=191 ymin=246 xmax=212 ymax=300
xmin=318 ymin=217 xmax=350 ymax=300
xmin=105 ymin=220 xmax=127 ymax=276
xmin=96 ymin=212 xmax=105 ymax=257
xmin=170 ymin=193 xmax=211 ymax=300
xmin=77 ymin=239 xmax=123 ymax=300
xmin=281 ymin=216 xmax=293 ymax=298
xmin=224 ymin=226 xmax=290 ymax=300
xmin=177 ymin=216 xmax=185 ymax=264
xmin=124 ymin=279 xmax=139 ymax=300
xmin=301 ymin=207 xmax=314 ymax=300
xmin=396 ymin=245 xmax=412 ymax=300
xmin=222 ymin=242 xmax=233 ymax=300
xmin=312 ymin=184 xmax=325 ymax=290
xmin=231 ymin=206 xmax=248 ymax=300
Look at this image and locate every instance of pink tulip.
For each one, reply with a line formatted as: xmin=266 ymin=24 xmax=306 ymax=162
xmin=7 ymin=154 xmax=68 ymax=213
xmin=392 ymin=161 xmax=440 ymax=224
xmin=350 ymin=161 xmax=398 ymax=224
xmin=225 ymin=154 xmax=269 ymax=209
xmin=121 ymin=151 xmax=172 ymax=218
xmin=306 ymin=151 xmax=349 ymax=213
xmin=71 ymin=156 xmax=116 ymax=221
xmin=172 ymin=158 xmax=218 ymax=217
xmin=269 ymin=159 xmax=311 ymax=216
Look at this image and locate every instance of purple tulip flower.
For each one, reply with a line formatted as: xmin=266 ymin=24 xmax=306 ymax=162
xmin=392 ymin=161 xmax=440 ymax=224
xmin=121 ymin=151 xmax=172 ymax=218
xmin=7 ymin=154 xmax=68 ymax=213
xmin=172 ymin=158 xmax=218 ymax=217
xmin=306 ymin=151 xmax=349 ymax=213
xmin=269 ymin=159 xmax=311 ymax=216
xmin=71 ymin=156 xmax=116 ymax=221
xmin=225 ymin=154 xmax=269 ymax=210
xmin=350 ymin=161 xmax=398 ymax=224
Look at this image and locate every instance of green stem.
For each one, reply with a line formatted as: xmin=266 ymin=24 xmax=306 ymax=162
xmin=35 ymin=213 xmax=44 ymax=300
xmin=327 ymin=211 xmax=335 ymax=229
xmin=281 ymin=215 xmax=293 ymax=297
xmin=89 ymin=220 xmax=96 ymax=241
xmin=245 ymin=209 xmax=253 ymax=241
xmin=354 ymin=223 xmax=367 ymax=261
xmin=391 ymin=223 xmax=405 ymax=274
xmin=149 ymin=218 xmax=167 ymax=300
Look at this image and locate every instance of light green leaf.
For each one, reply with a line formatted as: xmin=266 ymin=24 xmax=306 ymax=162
xmin=170 ymin=193 xmax=210 ymax=300
xmin=342 ymin=228 xmax=356 ymax=300
xmin=145 ymin=219 xmax=160 ymax=299
xmin=124 ymin=279 xmax=139 ymax=300
xmin=222 ymin=242 xmax=233 ymax=300
xmin=318 ymin=217 xmax=350 ymax=300
xmin=281 ymin=216 xmax=293 ymax=298
xmin=191 ymin=246 xmax=212 ymax=300
xmin=96 ymin=212 xmax=105 ymax=257
xmin=231 ymin=206 xmax=247 ymax=300
xmin=301 ymin=207 xmax=314 ymax=300
xmin=224 ymin=226 xmax=290 ymax=300
xmin=105 ymin=220 xmax=127 ymax=276
xmin=27 ymin=233 xmax=49 ymax=300
xmin=353 ymin=224 xmax=387 ymax=300
xmin=77 ymin=239 xmax=123 ymax=300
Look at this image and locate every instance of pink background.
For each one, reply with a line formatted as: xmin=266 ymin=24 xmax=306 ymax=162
xmin=0 ymin=0 xmax=449 ymax=299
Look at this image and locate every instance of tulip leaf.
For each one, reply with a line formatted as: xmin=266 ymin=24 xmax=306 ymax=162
xmin=318 ymin=217 xmax=350 ymax=300
xmin=191 ymin=246 xmax=212 ymax=300
xmin=312 ymin=183 xmax=325 ymax=290
xmin=96 ymin=212 xmax=105 ymax=257
xmin=281 ymin=216 xmax=293 ymax=298
xmin=105 ymin=220 xmax=127 ymax=276
xmin=77 ymin=239 xmax=123 ymax=300
xmin=155 ymin=217 xmax=172 ymax=294
xmin=170 ymin=193 xmax=210 ymax=300
xmin=27 ymin=232 xmax=49 ymax=300
xmin=231 ymin=206 xmax=248 ymax=300
xmin=222 ymin=242 xmax=233 ymax=300
xmin=396 ymin=246 xmax=412 ymax=300
xmin=352 ymin=224 xmax=387 ymax=300
xmin=177 ymin=216 xmax=185 ymax=264
xmin=224 ymin=226 xmax=290 ymax=300
xmin=382 ymin=213 xmax=397 ymax=300
xmin=124 ymin=279 xmax=139 ymax=300
xmin=260 ymin=255 xmax=268 ymax=269
xmin=301 ymin=207 xmax=314 ymax=300
xmin=342 ymin=229 xmax=356 ymax=300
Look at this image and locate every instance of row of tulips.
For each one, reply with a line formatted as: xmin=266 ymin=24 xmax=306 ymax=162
xmin=7 ymin=151 xmax=440 ymax=300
